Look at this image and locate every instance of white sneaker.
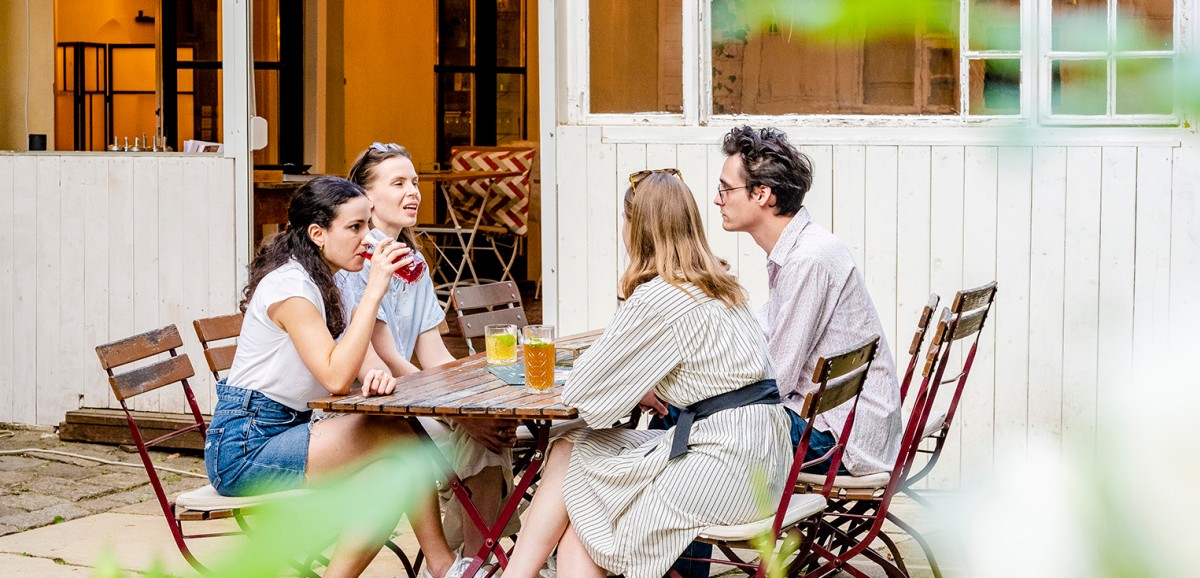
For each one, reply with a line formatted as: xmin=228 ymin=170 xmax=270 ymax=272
xmin=538 ymin=552 xmax=557 ymax=578
xmin=422 ymin=550 xmax=490 ymax=578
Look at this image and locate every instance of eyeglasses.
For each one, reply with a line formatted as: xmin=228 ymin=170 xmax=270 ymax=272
xmin=370 ymin=142 xmax=404 ymax=154
xmin=629 ymin=168 xmax=683 ymax=191
xmin=716 ymin=184 xmax=750 ymax=201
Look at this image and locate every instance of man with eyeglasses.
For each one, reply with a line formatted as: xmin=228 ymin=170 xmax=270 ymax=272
xmin=714 ymin=126 xmax=901 ymax=479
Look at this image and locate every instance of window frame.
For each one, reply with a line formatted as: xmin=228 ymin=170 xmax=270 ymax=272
xmin=565 ymin=0 xmax=1190 ymax=128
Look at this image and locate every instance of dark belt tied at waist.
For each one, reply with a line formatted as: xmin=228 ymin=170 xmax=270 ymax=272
xmin=669 ymin=378 xmax=780 ymax=460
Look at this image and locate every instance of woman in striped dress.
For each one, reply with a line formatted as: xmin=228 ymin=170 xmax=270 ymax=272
xmin=503 ymin=170 xmax=794 ymax=578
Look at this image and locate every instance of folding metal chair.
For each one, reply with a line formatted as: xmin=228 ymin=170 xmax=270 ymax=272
xmin=671 ymin=335 xmax=881 ymax=578
xmin=95 ymin=324 xmax=422 ymax=577
xmin=192 ymin=312 xmax=243 ymax=380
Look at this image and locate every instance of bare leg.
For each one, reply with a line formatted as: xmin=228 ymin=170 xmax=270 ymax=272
xmin=411 ymin=490 xmax=458 ymax=578
xmin=502 ymin=439 xmax=575 ymax=578
xmin=557 ymin=524 xmax=606 ymax=578
xmin=461 ymin=465 xmax=505 ymax=556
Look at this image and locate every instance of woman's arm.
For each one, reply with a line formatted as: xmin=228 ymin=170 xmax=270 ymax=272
xmin=270 ymin=241 xmax=407 ymax=394
xmin=370 ymin=320 xmax=422 ymax=376
xmin=412 ymin=327 xmax=455 ymax=369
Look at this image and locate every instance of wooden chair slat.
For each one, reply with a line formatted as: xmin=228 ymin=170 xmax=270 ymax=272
xmin=96 ymin=325 xmax=184 ymax=370
xmin=457 ymin=307 xmax=528 ymax=340
xmin=452 ymin=281 xmax=522 ymax=310
xmin=204 ymin=345 xmax=238 ymax=375
xmin=952 ymin=281 xmax=997 ymax=314
xmin=908 ymin=293 xmax=941 ymax=355
xmin=803 ymin=366 xmax=871 ymax=416
xmin=811 ymin=335 xmax=879 ymax=383
xmin=192 ymin=313 xmax=243 ymax=343
xmin=950 ymin=307 xmax=989 ymax=341
xmin=109 ymin=354 xmax=196 ymax=401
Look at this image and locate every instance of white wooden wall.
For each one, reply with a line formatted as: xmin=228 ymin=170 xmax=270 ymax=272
xmin=549 ymin=125 xmax=1200 ymax=489
xmin=0 ymin=153 xmax=239 ymax=425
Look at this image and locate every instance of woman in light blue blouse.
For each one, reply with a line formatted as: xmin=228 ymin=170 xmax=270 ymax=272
xmin=336 ymin=142 xmax=516 ymax=578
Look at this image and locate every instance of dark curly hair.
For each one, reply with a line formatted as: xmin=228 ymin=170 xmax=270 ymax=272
xmin=720 ymin=126 xmax=813 ymax=217
xmin=240 ymin=176 xmax=366 ymax=338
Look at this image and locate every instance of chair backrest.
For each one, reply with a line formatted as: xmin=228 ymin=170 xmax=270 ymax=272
xmin=771 ymin=334 xmax=880 ymax=538
xmin=899 ymin=294 xmax=941 ymax=402
xmin=446 ymin=146 xmax=537 ymax=235
xmin=451 ymin=281 xmax=528 ymax=355
xmin=94 ymin=324 xmax=207 ymax=556
xmin=193 ymin=312 xmax=243 ymax=380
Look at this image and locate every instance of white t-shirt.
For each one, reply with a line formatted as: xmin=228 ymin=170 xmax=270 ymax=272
xmin=227 ymin=260 xmax=330 ymax=411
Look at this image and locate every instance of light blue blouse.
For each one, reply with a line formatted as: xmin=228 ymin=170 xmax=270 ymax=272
xmin=334 ymin=251 xmax=444 ymax=360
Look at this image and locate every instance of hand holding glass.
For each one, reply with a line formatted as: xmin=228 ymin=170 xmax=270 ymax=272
xmin=484 ymin=324 xmax=518 ymax=365
xmin=361 ymin=229 xmax=427 ymax=284
xmin=523 ymin=325 xmax=556 ymax=392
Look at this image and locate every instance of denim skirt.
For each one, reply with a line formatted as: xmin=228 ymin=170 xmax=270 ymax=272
xmin=204 ymin=382 xmax=313 ymax=496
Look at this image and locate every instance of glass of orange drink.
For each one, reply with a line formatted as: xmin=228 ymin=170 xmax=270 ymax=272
xmin=522 ymin=325 xmax=556 ymax=392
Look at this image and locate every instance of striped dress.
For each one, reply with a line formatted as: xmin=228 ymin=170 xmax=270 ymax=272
xmin=560 ymin=277 xmax=794 ymax=578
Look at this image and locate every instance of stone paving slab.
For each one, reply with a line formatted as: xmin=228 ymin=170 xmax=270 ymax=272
xmin=0 ymin=552 xmax=94 ymax=576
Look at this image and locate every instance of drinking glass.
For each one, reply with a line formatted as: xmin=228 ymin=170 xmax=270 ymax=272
xmin=484 ymin=324 xmax=518 ymax=365
xmin=361 ymin=228 xmax=427 ymax=284
xmin=522 ymin=325 xmax=556 ymax=392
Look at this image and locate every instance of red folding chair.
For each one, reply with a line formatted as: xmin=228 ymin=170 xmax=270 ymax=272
xmin=95 ymin=324 xmax=422 ymax=577
xmin=193 ymin=312 xmax=243 ymax=380
xmin=796 ymin=283 xmax=995 ymax=578
xmin=671 ymin=334 xmax=881 ymax=578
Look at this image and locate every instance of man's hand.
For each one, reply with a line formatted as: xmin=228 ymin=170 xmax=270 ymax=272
xmin=453 ymin=418 xmax=518 ymax=453
xmin=359 ymin=369 xmax=397 ymax=397
xmin=638 ymin=390 xmax=668 ymax=417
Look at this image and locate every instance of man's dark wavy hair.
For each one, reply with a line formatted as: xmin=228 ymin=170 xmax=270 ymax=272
xmin=720 ymin=126 xmax=813 ymax=217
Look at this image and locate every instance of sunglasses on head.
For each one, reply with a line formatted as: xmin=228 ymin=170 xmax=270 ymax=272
xmin=370 ymin=142 xmax=404 ymax=154
xmin=629 ymin=168 xmax=683 ymax=191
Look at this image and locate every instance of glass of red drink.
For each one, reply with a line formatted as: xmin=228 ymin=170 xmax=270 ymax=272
xmin=361 ymin=229 xmax=427 ymax=284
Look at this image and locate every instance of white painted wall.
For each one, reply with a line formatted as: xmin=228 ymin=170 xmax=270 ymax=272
xmin=0 ymin=152 xmax=238 ymax=425
xmin=547 ymin=125 xmax=1200 ymax=489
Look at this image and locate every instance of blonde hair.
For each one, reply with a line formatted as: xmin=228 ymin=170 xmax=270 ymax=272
xmin=619 ymin=172 xmax=746 ymax=307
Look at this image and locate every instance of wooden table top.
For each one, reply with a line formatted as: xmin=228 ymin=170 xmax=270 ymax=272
xmin=309 ymin=330 xmax=603 ymax=420
xmin=417 ymin=169 xmax=521 ymax=182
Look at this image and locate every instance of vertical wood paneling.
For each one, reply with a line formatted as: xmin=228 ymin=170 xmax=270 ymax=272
xmin=613 ymin=142 xmax=646 ymax=279
xmin=156 ymin=158 xmax=186 ymax=413
xmin=1168 ymin=146 xmax=1200 ymax=363
xmin=206 ymin=159 xmax=237 ymax=410
xmin=107 ymin=158 xmax=135 ymax=409
xmin=0 ymin=156 xmax=13 ymax=422
xmin=895 ymin=146 xmax=932 ymax=372
xmin=12 ymin=156 xmax=37 ymax=424
xmin=960 ymin=146 xmax=998 ymax=480
xmin=131 ymin=157 xmax=161 ymax=412
xmin=1028 ymin=147 xmax=1067 ymax=454
xmin=34 ymin=157 xmax=62 ymax=424
xmin=83 ymin=158 xmax=111 ymax=408
xmin=181 ymin=159 xmax=212 ymax=410
xmin=993 ymin=147 xmax=1033 ymax=464
xmin=863 ymin=147 xmax=898 ymax=354
xmin=1132 ymin=148 xmax=1173 ymax=375
xmin=677 ymin=144 xmax=710 ymax=233
xmin=927 ymin=145 xmax=965 ymax=488
xmin=57 ymin=158 xmax=88 ymax=420
xmin=556 ymin=127 xmax=589 ymax=335
xmin=585 ymin=127 xmax=618 ymax=330
xmin=832 ymin=146 xmax=867 ymax=266
xmin=1097 ymin=147 xmax=1137 ymax=438
xmin=799 ymin=145 xmax=834 ymax=230
xmin=1062 ymin=147 xmax=1102 ymax=455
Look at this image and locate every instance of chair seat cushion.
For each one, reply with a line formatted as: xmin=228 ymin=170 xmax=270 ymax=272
xmin=921 ymin=411 xmax=947 ymax=438
xmin=697 ymin=494 xmax=826 ymax=542
xmin=516 ymin=418 xmax=585 ymax=441
xmin=795 ymin=470 xmax=892 ymax=490
xmin=175 ymin=484 xmax=308 ymax=512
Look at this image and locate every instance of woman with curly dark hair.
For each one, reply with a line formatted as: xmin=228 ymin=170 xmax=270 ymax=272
xmin=205 ymin=175 xmax=415 ymax=577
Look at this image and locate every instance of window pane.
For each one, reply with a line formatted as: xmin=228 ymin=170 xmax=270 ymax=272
xmin=440 ymin=0 xmax=473 ymax=67
xmin=1116 ymin=58 xmax=1173 ymax=114
xmin=253 ymin=0 xmax=280 ymax=61
xmin=1117 ymin=0 xmax=1173 ymax=51
xmin=176 ymin=0 xmax=222 ymax=61
xmin=711 ymin=0 xmax=960 ymax=115
xmin=1052 ymin=0 xmax=1107 ymax=52
xmin=179 ymin=69 xmax=223 ymax=144
xmin=497 ymin=73 xmax=525 ymax=143
xmin=253 ymin=69 xmax=281 ymax=165
xmin=496 ymin=0 xmax=524 ymax=67
xmin=968 ymin=58 xmax=1020 ymax=114
xmin=969 ymin=0 xmax=1020 ymax=51
xmin=590 ymin=1 xmax=683 ymax=114
xmin=1051 ymin=60 xmax=1106 ymax=114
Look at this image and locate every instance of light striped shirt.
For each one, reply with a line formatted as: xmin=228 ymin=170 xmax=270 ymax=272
xmin=759 ymin=207 xmax=901 ymax=476
xmin=559 ymin=277 xmax=793 ymax=578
